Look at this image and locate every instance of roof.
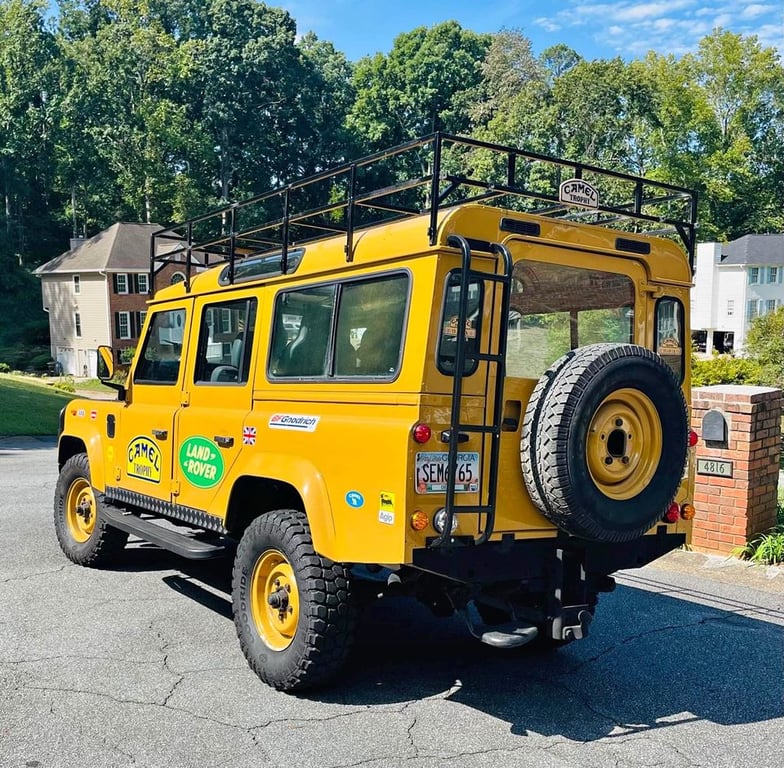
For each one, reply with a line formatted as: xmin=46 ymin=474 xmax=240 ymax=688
xmin=720 ymin=234 xmax=784 ymax=266
xmin=34 ymin=222 xmax=161 ymax=275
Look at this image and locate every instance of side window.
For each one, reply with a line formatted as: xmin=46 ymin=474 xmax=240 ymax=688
xmin=655 ymin=298 xmax=685 ymax=382
xmin=437 ymin=272 xmax=483 ymax=376
xmin=195 ymin=298 xmax=257 ymax=384
xmin=270 ymin=285 xmax=335 ymax=378
xmin=133 ymin=308 xmax=186 ymax=384
xmin=337 ymin=274 xmax=408 ymax=377
xmin=269 ymin=273 xmax=409 ymax=380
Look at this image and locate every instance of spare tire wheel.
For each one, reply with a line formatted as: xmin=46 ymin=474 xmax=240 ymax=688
xmin=521 ymin=344 xmax=688 ymax=542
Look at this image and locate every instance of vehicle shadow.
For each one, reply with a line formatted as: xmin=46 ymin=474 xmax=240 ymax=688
xmin=111 ymin=544 xmax=784 ymax=741
xmin=318 ymin=584 xmax=784 ymax=741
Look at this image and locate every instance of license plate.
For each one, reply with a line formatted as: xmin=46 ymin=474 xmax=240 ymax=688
xmin=415 ymin=452 xmax=480 ymax=494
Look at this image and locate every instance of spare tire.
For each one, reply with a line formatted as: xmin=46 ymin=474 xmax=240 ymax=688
xmin=521 ymin=344 xmax=688 ymax=543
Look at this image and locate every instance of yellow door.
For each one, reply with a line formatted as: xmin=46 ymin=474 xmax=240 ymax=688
xmin=114 ymin=300 xmax=193 ymax=502
xmin=172 ymin=294 xmax=258 ymax=517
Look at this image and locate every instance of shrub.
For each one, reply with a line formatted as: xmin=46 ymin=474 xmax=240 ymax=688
xmin=734 ymin=500 xmax=784 ymax=566
xmin=120 ymin=346 xmax=137 ymax=365
xmin=691 ymin=354 xmax=764 ymax=387
xmin=0 ymin=362 xmax=9 ymax=373
xmin=51 ymin=376 xmax=76 ymax=393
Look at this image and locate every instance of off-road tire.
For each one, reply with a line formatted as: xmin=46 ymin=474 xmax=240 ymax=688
xmin=54 ymin=453 xmax=129 ymax=567
xmin=232 ymin=509 xmax=357 ymax=692
xmin=522 ymin=344 xmax=687 ymax=542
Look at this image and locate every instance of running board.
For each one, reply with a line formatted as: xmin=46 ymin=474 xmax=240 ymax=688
xmin=458 ymin=608 xmax=539 ymax=649
xmin=102 ymin=506 xmax=230 ymax=560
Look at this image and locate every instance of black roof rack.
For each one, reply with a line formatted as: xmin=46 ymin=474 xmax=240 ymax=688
xmin=151 ymin=132 xmax=697 ymax=292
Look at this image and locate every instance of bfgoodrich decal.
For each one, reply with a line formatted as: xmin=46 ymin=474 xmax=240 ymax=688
xmin=268 ymin=413 xmax=320 ymax=432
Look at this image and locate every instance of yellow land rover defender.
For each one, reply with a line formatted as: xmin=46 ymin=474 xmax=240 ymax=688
xmin=53 ymin=134 xmax=698 ymax=691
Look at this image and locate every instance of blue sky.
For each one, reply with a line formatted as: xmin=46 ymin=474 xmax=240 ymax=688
xmin=281 ymin=0 xmax=783 ymax=61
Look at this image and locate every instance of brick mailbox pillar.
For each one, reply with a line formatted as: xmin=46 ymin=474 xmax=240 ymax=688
xmin=690 ymin=385 xmax=782 ymax=554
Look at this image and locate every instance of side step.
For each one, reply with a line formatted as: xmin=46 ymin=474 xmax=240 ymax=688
xmin=459 ymin=607 xmax=539 ymax=649
xmin=102 ymin=506 xmax=230 ymax=560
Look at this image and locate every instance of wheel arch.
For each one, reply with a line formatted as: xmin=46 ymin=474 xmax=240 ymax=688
xmin=224 ymin=454 xmax=336 ymax=556
xmin=58 ymin=435 xmax=87 ymax=470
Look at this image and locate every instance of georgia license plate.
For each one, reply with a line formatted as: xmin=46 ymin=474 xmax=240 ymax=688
xmin=415 ymin=452 xmax=480 ymax=494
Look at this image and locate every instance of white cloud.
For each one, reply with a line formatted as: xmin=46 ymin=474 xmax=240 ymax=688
xmin=538 ymin=0 xmax=781 ymax=58
xmin=533 ymin=17 xmax=562 ymax=33
xmin=740 ymin=4 xmax=776 ymax=20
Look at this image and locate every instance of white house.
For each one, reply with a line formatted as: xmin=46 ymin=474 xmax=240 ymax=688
xmin=691 ymin=234 xmax=784 ymax=356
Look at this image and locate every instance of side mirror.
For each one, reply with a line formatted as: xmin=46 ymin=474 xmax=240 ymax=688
xmin=97 ymin=345 xmax=126 ymax=400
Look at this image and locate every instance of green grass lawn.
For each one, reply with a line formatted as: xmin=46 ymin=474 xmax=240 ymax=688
xmin=0 ymin=375 xmax=75 ymax=436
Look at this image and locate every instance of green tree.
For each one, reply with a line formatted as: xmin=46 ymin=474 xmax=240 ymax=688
xmin=348 ymin=21 xmax=490 ymax=148
xmin=744 ymin=307 xmax=784 ymax=388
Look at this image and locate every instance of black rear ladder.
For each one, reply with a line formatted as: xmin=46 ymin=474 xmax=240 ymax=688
xmin=431 ymin=234 xmax=513 ymax=547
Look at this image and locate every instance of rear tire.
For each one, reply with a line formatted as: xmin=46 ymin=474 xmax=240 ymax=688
xmin=53 ymin=453 xmax=128 ymax=567
xmin=232 ymin=509 xmax=357 ymax=691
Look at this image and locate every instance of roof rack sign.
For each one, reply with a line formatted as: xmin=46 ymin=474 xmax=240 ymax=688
xmin=151 ymin=133 xmax=697 ymax=292
xmin=559 ymin=179 xmax=599 ymax=209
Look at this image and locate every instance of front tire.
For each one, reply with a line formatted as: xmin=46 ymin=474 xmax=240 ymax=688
xmin=54 ymin=453 xmax=128 ymax=567
xmin=232 ymin=509 xmax=357 ymax=691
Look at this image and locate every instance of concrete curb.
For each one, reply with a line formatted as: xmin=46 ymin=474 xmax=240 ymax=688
xmin=650 ymin=548 xmax=784 ymax=594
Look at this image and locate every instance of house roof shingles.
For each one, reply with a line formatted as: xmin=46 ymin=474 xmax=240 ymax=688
xmin=34 ymin=222 xmax=161 ymax=275
xmin=721 ymin=234 xmax=784 ymax=266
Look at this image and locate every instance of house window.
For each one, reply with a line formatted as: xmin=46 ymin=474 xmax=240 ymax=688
xmin=746 ymin=300 xmax=759 ymax=322
xmin=766 ymin=299 xmax=776 ymax=315
xmin=139 ymin=310 xmax=147 ymax=333
xmin=74 ymin=312 xmax=82 ymax=338
xmin=115 ymin=273 xmax=129 ymax=294
xmin=726 ymin=300 xmax=734 ymax=317
xmin=171 ymin=272 xmax=186 ymax=285
xmin=117 ymin=311 xmax=131 ymax=339
xmin=748 ymin=267 xmax=759 ymax=285
xmin=768 ymin=267 xmax=778 ymax=283
xmin=73 ymin=275 xmax=81 ymax=294
xmin=137 ymin=273 xmax=149 ymax=294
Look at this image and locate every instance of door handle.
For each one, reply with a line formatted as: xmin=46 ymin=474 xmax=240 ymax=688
xmin=214 ymin=435 xmax=234 ymax=448
xmin=152 ymin=429 xmax=168 ymax=440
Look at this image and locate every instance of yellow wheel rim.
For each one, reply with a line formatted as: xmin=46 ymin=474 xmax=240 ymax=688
xmin=586 ymin=388 xmax=662 ymax=501
xmin=250 ymin=549 xmax=299 ymax=651
xmin=65 ymin=478 xmax=96 ymax=543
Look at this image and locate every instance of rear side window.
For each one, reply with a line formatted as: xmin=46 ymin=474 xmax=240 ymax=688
xmin=269 ymin=273 xmax=409 ymax=379
xmin=655 ymin=297 xmax=685 ymax=382
xmin=437 ymin=272 xmax=483 ymax=376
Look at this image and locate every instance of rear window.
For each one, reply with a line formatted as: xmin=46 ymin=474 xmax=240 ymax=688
xmin=506 ymin=261 xmax=635 ymax=379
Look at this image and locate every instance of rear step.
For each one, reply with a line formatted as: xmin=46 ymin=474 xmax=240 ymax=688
xmin=459 ymin=608 xmax=539 ymax=649
xmin=102 ymin=506 xmax=230 ymax=560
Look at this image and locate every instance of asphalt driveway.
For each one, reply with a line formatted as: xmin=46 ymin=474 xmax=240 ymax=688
xmin=1 ymin=436 xmax=782 ymax=768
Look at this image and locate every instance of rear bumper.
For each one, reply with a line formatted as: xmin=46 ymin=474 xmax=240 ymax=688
xmin=411 ymin=527 xmax=685 ymax=584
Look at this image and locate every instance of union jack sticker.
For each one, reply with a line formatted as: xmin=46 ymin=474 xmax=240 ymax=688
xmin=242 ymin=426 xmax=257 ymax=446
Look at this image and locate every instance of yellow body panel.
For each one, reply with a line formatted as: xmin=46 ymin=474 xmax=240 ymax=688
xmin=59 ymin=203 xmax=695 ymax=564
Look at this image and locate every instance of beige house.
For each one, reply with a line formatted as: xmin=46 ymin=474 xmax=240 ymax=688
xmin=34 ymin=223 xmax=191 ymax=376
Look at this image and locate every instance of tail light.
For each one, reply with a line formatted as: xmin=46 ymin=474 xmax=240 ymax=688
xmin=663 ymin=502 xmax=680 ymax=524
xmin=410 ymin=510 xmax=429 ymax=531
xmin=412 ymin=423 xmax=431 ymax=443
xmin=680 ymin=503 xmax=696 ymax=520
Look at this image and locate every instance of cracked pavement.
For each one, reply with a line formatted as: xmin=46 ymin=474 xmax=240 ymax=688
xmin=1 ymin=436 xmax=783 ymax=767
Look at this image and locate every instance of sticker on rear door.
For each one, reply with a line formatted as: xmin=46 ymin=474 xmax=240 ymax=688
xmin=127 ymin=436 xmax=162 ymax=483
xmin=179 ymin=436 xmax=224 ymax=489
xmin=415 ymin=452 xmax=479 ymax=494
